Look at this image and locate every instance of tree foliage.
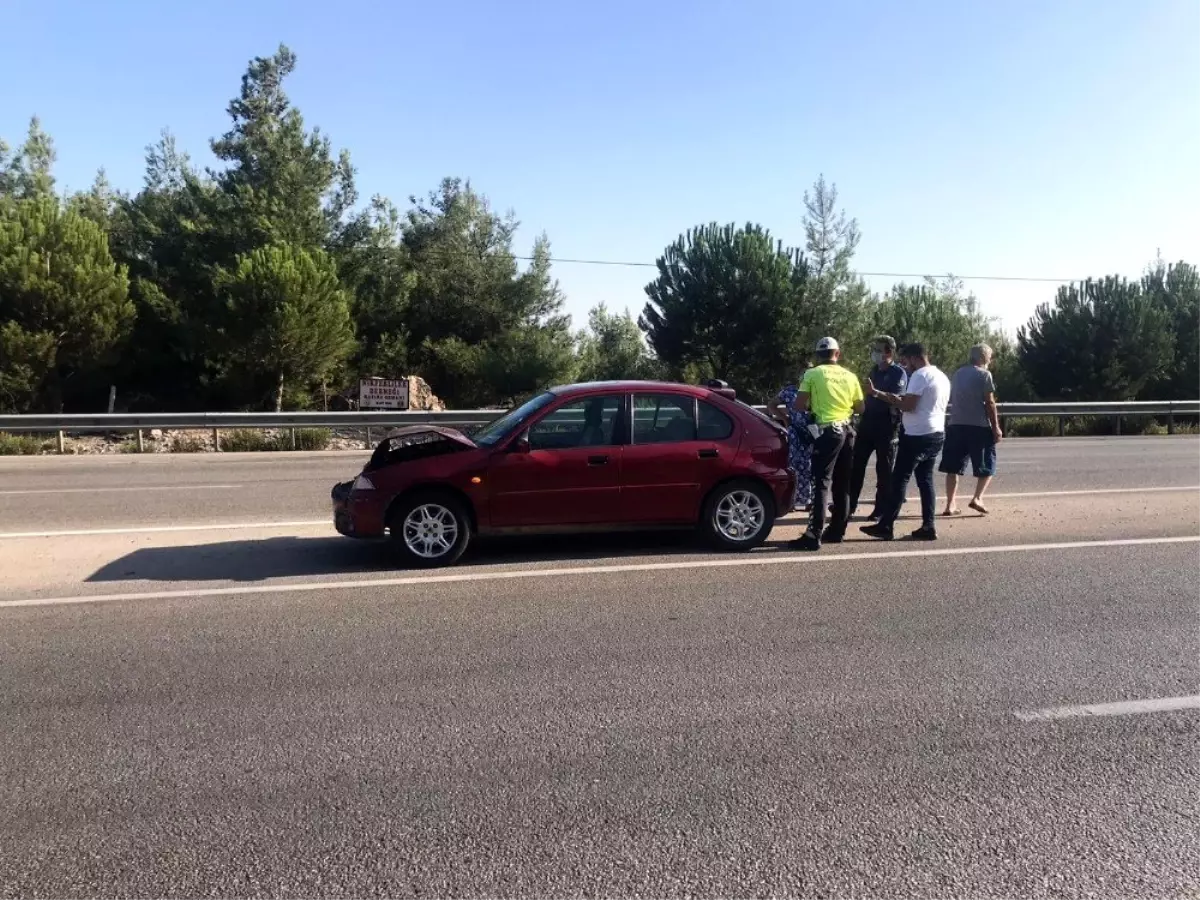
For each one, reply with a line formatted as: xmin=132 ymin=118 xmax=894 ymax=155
xmin=400 ymin=178 xmax=575 ymax=406
xmin=640 ymin=223 xmax=818 ymax=400
xmin=219 ymin=243 xmax=355 ymax=410
xmin=869 ymin=277 xmax=995 ymax=370
xmin=0 ymin=118 xmax=56 ymax=200
xmin=0 ymin=195 xmax=132 ymax=411
xmin=577 ymin=304 xmax=660 ymax=382
xmin=1017 ymin=275 xmax=1175 ymax=401
xmin=1142 ymin=259 xmax=1199 ymax=400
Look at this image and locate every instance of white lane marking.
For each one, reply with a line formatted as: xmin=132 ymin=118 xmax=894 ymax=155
xmin=0 ymin=485 xmax=1195 ymax=540
xmin=988 ymin=486 xmax=1198 ymax=499
xmin=1015 ymin=694 xmax=1200 ymax=722
xmin=0 ymin=484 xmax=244 ymax=496
xmin=0 ymin=520 xmax=328 ymax=539
xmin=2 ymin=535 xmax=1196 ymax=610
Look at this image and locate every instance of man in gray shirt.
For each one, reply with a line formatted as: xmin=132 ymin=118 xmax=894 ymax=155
xmin=938 ymin=343 xmax=1004 ymax=515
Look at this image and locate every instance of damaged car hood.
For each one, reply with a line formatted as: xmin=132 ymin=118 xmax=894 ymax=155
xmin=363 ymin=424 xmax=479 ymax=472
xmin=378 ymin=424 xmax=477 ymax=449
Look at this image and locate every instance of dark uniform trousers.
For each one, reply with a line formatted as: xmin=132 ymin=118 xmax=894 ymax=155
xmin=807 ymin=422 xmax=856 ymax=539
xmin=848 ymin=416 xmax=898 ymax=517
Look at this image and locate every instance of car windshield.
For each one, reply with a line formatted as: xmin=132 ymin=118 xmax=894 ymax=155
xmin=472 ymin=392 xmax=556 ymax=446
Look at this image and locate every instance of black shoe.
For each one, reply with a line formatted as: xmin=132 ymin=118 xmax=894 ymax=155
xmin=789 ymin=533 xmax=822 ymax=551
xmin=821 ymin=528 xmax=845 ymax=544
xmin=859 ymin=524 xmax=894 ymax=541
xmin=911 ymin=526 xmax=938 ymax=541
xmin=865 ymin=509 xmax=881 ymax=521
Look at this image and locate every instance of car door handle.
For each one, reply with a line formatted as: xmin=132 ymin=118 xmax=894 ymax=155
xmin=697 ymin=448 xmax=719 ymax=459
xmin=588 ymin=454 xmax=609 ymax=465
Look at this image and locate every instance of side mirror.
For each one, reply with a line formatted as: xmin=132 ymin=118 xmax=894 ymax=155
xmin=511 ymin=431 xmax=531 ymax=453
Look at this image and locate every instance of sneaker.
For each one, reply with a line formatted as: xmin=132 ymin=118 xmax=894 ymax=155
xmin=910 ymin=526 xmax=938 ymax=541
xmin=789 ymin=533 xmax=822 ymax=552
xmin=821 ymin=528 xmax=845 ymax=544
xmin=859 ymin=523 xmax=894 ymax=541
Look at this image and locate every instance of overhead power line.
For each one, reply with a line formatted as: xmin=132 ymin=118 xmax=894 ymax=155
xmin=513 ymin=255 xmax=1080 ymax=284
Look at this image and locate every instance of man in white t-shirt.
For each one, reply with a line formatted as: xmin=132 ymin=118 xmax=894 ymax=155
xmin=859 ymin=342 xmax=951 ymax=541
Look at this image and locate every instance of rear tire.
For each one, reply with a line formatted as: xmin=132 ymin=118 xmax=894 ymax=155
xmin=388 ymin=491 xmax=471 ymax=568
xmin=700 ymin=479 xmax=774 ymax=551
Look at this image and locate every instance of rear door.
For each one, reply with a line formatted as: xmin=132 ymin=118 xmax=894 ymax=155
xmin=486 ymin=393 xmax=626 ymax=527
xmin=618 ymin=392 xmax=740 ymax=523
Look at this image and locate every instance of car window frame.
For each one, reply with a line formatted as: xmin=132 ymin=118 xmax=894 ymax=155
xmin=629 ymin=390 xmax=701 ymax=446
xmin=518 ymin=392 xmax=630 ymax=452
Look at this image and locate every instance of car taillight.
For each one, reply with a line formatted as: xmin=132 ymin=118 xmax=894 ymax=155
xmin=352 ymin=474 xmax=375 ymax=492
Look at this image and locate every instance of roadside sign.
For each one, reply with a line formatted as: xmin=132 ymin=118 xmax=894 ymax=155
xmin=359 ymin=378 xmax=410 ymax=410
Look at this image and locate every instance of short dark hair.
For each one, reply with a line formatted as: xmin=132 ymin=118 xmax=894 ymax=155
xmin=874 ymin=335 xmax=897 ymax=352
xmin=815 ymin=349 xmax=837 ymax=362
xmin=899 ymin=342 xmax=927 ymax=359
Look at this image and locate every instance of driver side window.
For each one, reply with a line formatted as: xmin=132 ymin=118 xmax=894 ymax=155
xmin=527 ymin=395 xmax=623 ymax=451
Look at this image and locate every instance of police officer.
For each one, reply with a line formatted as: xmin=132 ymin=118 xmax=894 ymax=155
xmin=789 ymin=337 xmax=865 ymax=551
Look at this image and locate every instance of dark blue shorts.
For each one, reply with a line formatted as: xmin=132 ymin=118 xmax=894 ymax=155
xmin=938 ymin=424 xmax=997 ymax=477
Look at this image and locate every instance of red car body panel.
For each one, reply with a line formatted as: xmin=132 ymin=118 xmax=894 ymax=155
xmin=332 ymin=381 xmax=793 ymax=540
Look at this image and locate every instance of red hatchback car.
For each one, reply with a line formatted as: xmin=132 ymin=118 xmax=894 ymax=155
xmin=332 ymin=380 xmax=795 ymax=567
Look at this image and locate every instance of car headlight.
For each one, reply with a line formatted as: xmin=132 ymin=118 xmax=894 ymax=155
xmin=352 ymin=474 xmax=375 ymax=492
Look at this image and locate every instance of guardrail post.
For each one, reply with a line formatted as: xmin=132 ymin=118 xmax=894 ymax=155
xmin=136 ymin=429 xmax=145 ymax=453
xmin=56 ymin=430 xmax=65 ymax=454
xmin=290 ymin=427 xmax=297 ymax=450
xmin=1057 ymin=417 xmax=1065 ymax=437
xmin=365 ymin=426 xmax=371 ymax=449
xmin=212 ymin=428 xmax=220 ymax=452
xmin=1114 ymin=414 xmax=1121 ymax=436
xmin=1168 ymin=408 xmax=1176 ymax=435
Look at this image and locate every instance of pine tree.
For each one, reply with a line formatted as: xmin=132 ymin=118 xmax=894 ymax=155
xmin=0 ymin=196 xmax=133 ymax=411
xmin=401 ymin=178 xmax=574 ymax=405
xmin=640 ymin=222 xmax=815 ymax=400
xmin=0 ymin=117 xmax=56 ymax=199
xmin=219 ymin=243 xmax=356 ymax=411
xmin=1017 ymin=276 xmax=1174 ymax=401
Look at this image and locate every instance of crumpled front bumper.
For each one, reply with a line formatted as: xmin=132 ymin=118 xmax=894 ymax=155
xmin=330 ymin=480 xmax=386 ymax=538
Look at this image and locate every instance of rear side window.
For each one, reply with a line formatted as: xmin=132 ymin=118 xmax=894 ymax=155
xmin=697 ymin=400 xmax=735 ymax=440
xmin=633 ymin=393 xmax=697 ymax=444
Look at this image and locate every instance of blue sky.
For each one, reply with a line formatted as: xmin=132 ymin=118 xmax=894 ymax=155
xmin=3 ymin=0 xmax=1197 ymax=338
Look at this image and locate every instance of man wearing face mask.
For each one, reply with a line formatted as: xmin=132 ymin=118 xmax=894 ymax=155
xmin=848 ymin=335 xmax=907 ymax=520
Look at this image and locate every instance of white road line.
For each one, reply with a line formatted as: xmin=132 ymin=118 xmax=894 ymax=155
xmin=0 ymin=520 xmax=328 ymax=538
xmin=2 ymin=535 xmax=1196 ymax=609
xmin=1015 ymin=694 xmax=1200 ymax=722
xmin=988 ymin=486 xmax=1198 ymax=499
xmin=0 ymin=484 xmax=244 ymax=496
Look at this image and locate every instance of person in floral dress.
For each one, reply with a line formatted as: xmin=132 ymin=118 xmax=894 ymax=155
xmin=768 ymin=366 xmax=815 ymax=511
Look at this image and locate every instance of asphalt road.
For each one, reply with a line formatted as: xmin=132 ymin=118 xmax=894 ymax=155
xmin=1 ymin=436 xmax=1198 ymax=897
xmin=0 ymin=435 xmax=1197 ymax=533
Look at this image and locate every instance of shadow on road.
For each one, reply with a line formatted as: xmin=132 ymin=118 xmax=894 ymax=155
xmin=85 ymin=530 xmax=712 ymax=584
xmin=83 ymin=512 xmax=947 ymax=585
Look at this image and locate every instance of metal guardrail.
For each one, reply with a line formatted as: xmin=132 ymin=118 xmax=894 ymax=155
xmin=1 ymin=401 xmax=1197 ymax=450
xmin=0 ymin=410 xmax=501 ymax=431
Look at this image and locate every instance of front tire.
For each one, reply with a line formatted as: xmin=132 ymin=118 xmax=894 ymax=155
xmin=388 ymin=491 xmax=472 ymax=568
xmin=700 ymin=480 xmax=774 ymax=551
